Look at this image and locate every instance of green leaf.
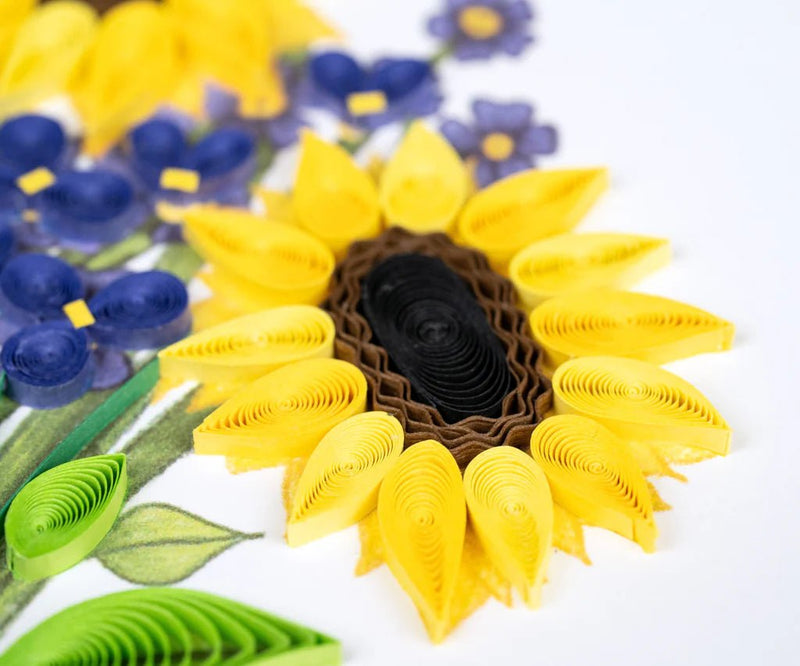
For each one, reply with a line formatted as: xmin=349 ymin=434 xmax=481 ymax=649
xmin=95 ymin=503 xmax=261 ymax=585
xmin=84 ymin=231 xmax=152 ymax=271
xmin=0 ymin=542 xmax=46 ymax=634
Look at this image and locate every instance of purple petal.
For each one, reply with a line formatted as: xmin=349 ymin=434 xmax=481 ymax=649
xmin=496 ymin=155 xmax=533 ymax=180
xmin=90 ymin=347 xmax=132 ymax=390
xmin=517 ymin=124 xmax=558 ymax=155
xmin=264 ymin=112 xmax=304 ymax=149
xmin=446 ymin=0 xmax=475 ymax=9
xmin=441 ymin=119 xmax=480 ymax=156
xmin=475 ymin=159 xmax=499 ymax=188
xmin=505 ymin=0 xmax=534 ymax=21
xmin=473 ymin=99 xmax=532 ymax=133
xmin=498 ymin=31 xmax=533 ymax=56
xmin=204 ymin=84 xmax=240 ymax=122
xmin=452 ymin=39 xmax=497 ymax=60
xmin=427 ymin=15 xmax=458 ymax=39
xmin=151 ymin=222 xmax=185 ymax=245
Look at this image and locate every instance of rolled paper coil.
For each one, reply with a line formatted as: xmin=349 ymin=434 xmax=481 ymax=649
xmin=361 ymin=253 xmax=513 ymax=423
xmin=288 ymin=411 xmax=404 ymax=546
xmin=530 ymin=288 xmax=735 ymax=370
xmin=552 ymin=355 xmax=731 ymax=455
xmin=88 ymin=270 xmax=191 ymax=349
xmin=0 ymin=114 xmax=67 ymax=175
xmin=530 ymin=414 xmax=657 ymax=552
xmin=509 ymin=232 xmax=672 ymax=310
xmin=184 ymin=204 xmax=335 ymax=307
xmin=4 ymin=454 xmax=127 ymax=581
xmin=463 ymin=446 xmax=553 ymax=607
xmin=0 ymin=167 xmax=25 ymax=223
xmin=194 ymin=358 xmax=368 ymax=467
xmin=1 ymin=321 xmax=94 ymax=408
xmin=187 ymin=127 xmax=256 ymax=187
xmin=457 ymin=167 xmax=610 ymax=272
xmin=0 ymin=587 xmax=342 ymax=666
xmin=128 ymin=117 xmax=187 ymax=189
xmin=159 ymin=305 xmax=336 ymax=395
xmin=379 ymin=121 xmax=468 ymax=233
xmin=0 ymin=219 xmax=14 ymax=266
xmin=378 ymin=440 xmax=466 ymax=643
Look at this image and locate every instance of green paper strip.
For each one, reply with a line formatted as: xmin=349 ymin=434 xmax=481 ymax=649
xmin=5 ymin=454 xmax=127 ymax=581
xmin=0 ymin=359 xmax=159 ymax=528
xmin=0 ymin=588 xmax=342 ymax=665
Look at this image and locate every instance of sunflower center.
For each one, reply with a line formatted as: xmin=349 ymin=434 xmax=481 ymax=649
xmin=458 ymin=6 xmax=504 ymax=40
xmin=481 ymin=132 xmax=515 ymax=161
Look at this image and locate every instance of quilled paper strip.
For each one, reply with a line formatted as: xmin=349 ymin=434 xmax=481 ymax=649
xmin=530 ymin=288 xmax=735 ymax=370
xmin=5 ymin=454 xmax=127 ymax=581
xmin=378 ymin=440 xmax=466 ymax=642
xmin=530 ymin=414 xmax=657 ymax=552
xmin=287 ymin=411 xmax=404 ymax=546
xmin=552 ymin=355 xmax=731 ymax=455
xmin=509 ymin=232 xmax=672 ymax=310
xmin=379 ymin=121 xmax=468 ymax=233
xmin=194 ymin=358 xmax=368 ymax=467
xmin=457 ymin=167 xmax=609 ymax=272
xmin=0 ymin=115 xmax=66 ymax=175
xmin=463 ymin=446 xmax=553 ymax=608
xmin=0 ymin=588 xmax=342 ymax=665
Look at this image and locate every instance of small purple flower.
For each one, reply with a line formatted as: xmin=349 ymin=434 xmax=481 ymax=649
xmin=428 ymin=0 xmax=534 ymax=61
xmin=441 ymin=99 xmax=557 ymax=187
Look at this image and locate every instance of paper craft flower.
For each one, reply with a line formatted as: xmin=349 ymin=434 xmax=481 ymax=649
xmin=427 ymin=0 xmax=534 ymax=60
xmin=0 ymin=114 xmax=71 ymax=177
xmin=442 ymin=99 xmax=557 ymax=187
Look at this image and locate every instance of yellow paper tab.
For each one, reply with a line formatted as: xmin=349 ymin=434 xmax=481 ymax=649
xmin=62 ymin=299 xmax=96 ymax=329
xmin=287 ymin=411 xmax=404 ymax=546
xmin=530 ymin=414 xmax=657 ymax=552
xmin=160 ymin=167 xmax=200 ymax=193
xmin=346 ymin=90 xmax=388 ymax=116
xmin=552 ymin=355 xmax=731 ymax=456
xmin=378 ymin=440 xmax=465 ymax=643
xmin=22 ymin=209 xmax=39 ymax=223
xmin=16 ymin=167 xmax=55 ymax=195
xmin=509 ymin=232 xmax=671 ymax=310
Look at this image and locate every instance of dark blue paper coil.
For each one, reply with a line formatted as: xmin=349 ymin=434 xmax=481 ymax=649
xmin=1 ymin=321 xmax=94 ymax=409
xmin=0 ymin=114 xmax=67 ymax=175
xmin=0 ymin=220 xmax=14 ymax=267
xmin=0 ymin=166 xmax=25 ymax=225
xmin=88 ymin=270 xmax=191 ymax=349
xmin=129 ymin=118 xmax=187 ymax=190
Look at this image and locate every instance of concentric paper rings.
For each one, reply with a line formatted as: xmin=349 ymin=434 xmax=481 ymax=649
xmin=194 ymin=358 xmax=368 ymax=467
xmin=188 ymin=127 xmax=256 ymax=183
xmin=287 ymin=411 xmax=404 ymax=546
xmin=530 ymin=414 xmax=657 ymax=552
xmin=463 ymin=446 xmax=553 ymax=607
xmin=1 ymin=322 xmax=94 ymax=408
xmin=5 ymin=454 xmax=127 ymax=581
xmin=378 ymin=440 xmax=465 ymax=643
xmin=88 ymin=270 xmax=191 ymax=350
xmin=129 ymin=117 xmax=187 ymax=189
xmin=0 ymin=220 xmax=14 ymax=267
xmin=0 ymin=114 xmax=66 ymax=174
xmin=552 ymin=355 xmax=731 ymax=455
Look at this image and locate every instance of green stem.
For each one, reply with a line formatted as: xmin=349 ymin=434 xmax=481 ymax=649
xmin=429 ymin=41 xmax=455 ymax=67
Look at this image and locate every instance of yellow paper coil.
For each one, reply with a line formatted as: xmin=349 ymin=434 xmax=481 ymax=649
xmin=457 ymin=167 xmax=609 ymax=272
xmin=552 ymin=355 xmax=731 ymax=456
xmin=380 ymin=121 xmax=469 ymax=234
xmin=193 ymin=358 xmax=368 ymax=467
xmin=463 ymin=446 xmax=553 ymax=608
xmin=158 ymin=305 xmax=335 ymax=398
xmin=530 ymin=288 xmax=735 ymax=370
xmin=530 ymin=414 xmax=657 ymax=552
xmin=184 ymin=204 xmax=335 ymax=308
xmin=287 ymin=411 xmax=404 ymax=547
xmin=378 ymin=440 xmax=465 ymax=643
xmin=509 ymin=232 xmax=671 ymax=310
xmin=293 ymin=131 xmax=382 ymax=257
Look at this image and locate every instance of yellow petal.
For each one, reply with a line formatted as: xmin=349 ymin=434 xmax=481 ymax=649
xmin=293 ymin=131 xmax=382 ymax=257
xmin=463 ymin=446 xmax=553 ymax=608
xmin=509 ymin=232 xmax=671 ymax=311
xmin=159 ymin=305 xmax=335 ymax=402
xmin=552 ymin=503 xmax=590 ymax=564
xmin=530 ymin=288 xmax=735 ymax=370
xmin=380 ymin=121 xmax=469 ymax=233
xmin=355 ymin=510 xmax=384 ymax=576
xmin=0 ymin=0 xmax=36 ymax=74
xmin=458 ymin=167 xmax=609 ymax=273
xmin=287 ymin=411 xmax=404 ymax=546
xmin=254 ymin=187 xmax=297 ymax=225
xmin=530 ymin=414 xmax=657 ymax=552
xmin=552 ymin=355 xmax=732 ymax=456
xmin=193 ymin=358 xmax=367 ymax=467
xmin=266 ymin=0 xmax=339 ymax=52
xmin=378 ymin=440 xmax=465 ymax=643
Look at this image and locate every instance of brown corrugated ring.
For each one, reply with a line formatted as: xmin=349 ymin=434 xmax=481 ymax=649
xmin=324 ymin=227 xmax=552 ymax=468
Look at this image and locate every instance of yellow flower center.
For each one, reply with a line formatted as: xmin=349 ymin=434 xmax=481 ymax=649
xmin=458 ymin=6 xmax=504 ymax=40
xmin=481 ymin=132 xmax=515 ymax=161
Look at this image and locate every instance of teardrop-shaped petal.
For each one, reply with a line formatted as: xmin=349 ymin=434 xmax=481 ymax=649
xmin=193 ymin=358 xmax=367 ymax=467
xmin=5 ymin=454 xmax=127 ymax=581
xmin=266 ymin=0 xmax=339 ymax=52
xmin=287 ymin=411 xmax=404 ymax=546
xmin=509 ymin=232 xmax=671 ymax=310
xmin=0 ymin=0 xmax=36 ymax=73
xmin=530 ymin=415 xmax=657 ymax=552
xmin=380 ymin=121 xmax=468 ymax=233
xmin=378 ymin=440 xmax=465 ymax=643
xmin=293 ymin=131 xmax=381 ymax=256
xmin=457 ymin=167 xmax=609 ymax=272
xmin=530 ymin=288 xmax=735 ymax=370
xmin=463 ymin=446 xmax=553 ymax=607
xmin=552 ymin=355 xmax=731 ymax=455
xmin=159 ymin=305 xmax=335 ymax=400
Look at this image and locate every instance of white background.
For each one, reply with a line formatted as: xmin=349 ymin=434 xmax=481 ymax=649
xmin=3 ymin=0 xmax=800 ymax=664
